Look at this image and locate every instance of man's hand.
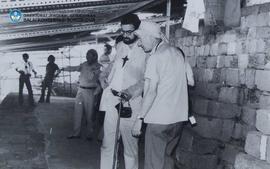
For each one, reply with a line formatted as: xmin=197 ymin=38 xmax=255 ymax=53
xmin=120 ymin=89 xmax=132 ymax=101
xmin=132 ymin=118 xmax=142 ymax=137
xmin=94 ymin=86 xmax=102 ymax=96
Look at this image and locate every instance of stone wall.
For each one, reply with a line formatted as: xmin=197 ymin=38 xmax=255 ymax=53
xmin=172 ymin=3 xmax=270 ymax=169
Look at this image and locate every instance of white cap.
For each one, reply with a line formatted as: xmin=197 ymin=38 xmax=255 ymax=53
xmin=135 ymin=21 xmax=168 ymax=42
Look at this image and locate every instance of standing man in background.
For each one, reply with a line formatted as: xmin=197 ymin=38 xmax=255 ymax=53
xmin=100 ymin=13 xmax=146 ymax=169
xmin=16 ymin=53 xmax=37 ymax=106
xmin=38 ymin=55 xmax=61 ymax=103
xmin=62 ymin=49 xmax=102 ymax=141
xmin=132 ymin=21 xmax=189 ymax=169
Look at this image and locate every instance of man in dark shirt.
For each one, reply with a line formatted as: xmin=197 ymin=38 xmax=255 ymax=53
xmin=38 ymin=55 xmax=61 ymax=103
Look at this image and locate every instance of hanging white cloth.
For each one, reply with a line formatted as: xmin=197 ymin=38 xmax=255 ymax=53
xmin=182 ymin=0 xmax=205 ymax=32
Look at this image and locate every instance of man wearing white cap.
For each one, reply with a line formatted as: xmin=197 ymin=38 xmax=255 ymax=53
xmin=100 ymin=13 xmax=147 ymax=169
xmin=132 ymin=21 xmax=188 ymax=169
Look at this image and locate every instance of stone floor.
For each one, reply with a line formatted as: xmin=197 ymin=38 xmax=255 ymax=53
xmin=0 ymin=93 xmax=145 ymax=169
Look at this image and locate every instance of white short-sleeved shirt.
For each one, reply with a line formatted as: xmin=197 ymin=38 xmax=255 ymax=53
xmin=144 ymin=43 xmax=188 ymax=124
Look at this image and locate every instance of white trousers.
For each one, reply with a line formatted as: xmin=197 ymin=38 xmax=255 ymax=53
xmin=100 ymin=108 xmax=138 ymax=169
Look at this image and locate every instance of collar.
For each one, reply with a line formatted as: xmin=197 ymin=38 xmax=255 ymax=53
xmin=150 ymin=39 xmax=163 ymax=55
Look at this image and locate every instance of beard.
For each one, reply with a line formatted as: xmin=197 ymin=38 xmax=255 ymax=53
xmin=123 ymin=35 xmax=138 ymax=45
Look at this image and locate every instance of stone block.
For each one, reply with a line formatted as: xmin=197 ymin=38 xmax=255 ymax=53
xmin=256 ymin=39 xmax=266 ymax=53
xmin=224 ymin=55 xmax=237 ymax=68
xmin=255 ymin=70 xmax=270 ymax=92
xmin=221 ymin=144 xmax=243 ymax=164
xmin=189 ymin=46 xmax=195 ymax=57
xmin=238 ymin=54 xmax=249 ymax=69
xmin=196 ymin=56 xmax=207 ymax=68
xmin=206 ymin=56 xmax=217 ymax=68
xmin=192 ymin=138 xmax=219 ymax=155
xmin=195 ymin=82 xmax=220 ymax=100
xmin=199 ymin=46 xmax=205 ymax=56
xmin=220 ymin=32 xmax=237 ymax=43
xmin=246 ymin=40 xmax=257 ymax=54
xmin=235 ymin=153 xmax=270 ymax=169
xmin=236 ymin=41 xmax=244 ymax=55
xmin=217 ymin=56 xmax=225 ymax=68
xmin=210 ymin=43 xmax=219 ymax=56
xmin=239 ymin=69 xmax=246 ymax=85
xmin=186 ymin=56 xmax=196 ymax=67
xmin=193 ymin=97 xmax=209 ymax=116
xmin=218 ymin=43 xmax=228 ymax=55
xmin=245 ymin=14 xmax=258 ymax=28
xmin=241 ymin=16 xmax=248 ymax=29
xmin=219 ymin=87 xmax=239 ymax=104
xmin=245 ymin=131 xmax=270 ymax=162
xmin=207 ymin=101 xmax=241 ymax=119
xmin=225 ymin=68 xmax=239 ymax=86
xmin=245 ymin=69 xmax=256 ymax=89
xmin=256 ymin=27 xmax=270 ymax=39
xmin=241 ymin=124 xmax=257 ymax=139
xmin=256 ymin=12 xmax=270 ymax=27
xmin=256 ymin=109 xmax=270 ymax=135
xmin=247 ymin=27 xmax=257 ymax=39
xmin=249 ymin=53 xmax=266 ymax=69
xmin=242 ymin=107 xmax=257 ymax=126
xmin=204 ymin=45 xmax=210 ymax=56
xmin=232 ymin=122 xmax=243 ymax=140
xmin=227 ymin=42 xmax=237 ymax=55
xmin=192 ymin=116 xmax=234 ymax=141
xmin=176 ymin=150 xmax=218 ymax=169
xmin=177 ymin=129 xmax=193 ymax=151
xmin=259 ymin=93 xmax=270 ymax=109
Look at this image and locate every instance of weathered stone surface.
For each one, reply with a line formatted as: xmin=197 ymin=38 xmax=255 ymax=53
xmin=235 ymin=153 xmax=270 ymax=169
xmin=245 ymin=69 xmax=256 ymax=89
xmin=256 ymin=109 xmax=270 ymax=135
xmin=177 ymin=129 xmax=193 ymax=152
xmin=242 ymin=107 xmax=257 ymax=126
xmin=210 ymin=43 xmax=219 ymax=56
xmin=197 ymin=56 xmax=207 ymax=68
xmin=256 ymin=27 xmax=270 ymax=39
xmin=221 ymin=144 xmax=243 ymax=164
xmin=191 ymin=116 xmax=234 ymax=141
xmin=193 ymin=97 xmax=209 ymax=116
xmin=218 ymin=87 xmax=239 ymax=104
xmin=255 ymin=70 xmax=270 ymax=92
xmin=206 ymin=56 xmax=217 ymax=68
xmin=238 ymin=54 xmax=249 ymax=69
xmin=225 ymin=68 xmax=240 ymax=86
xmin=256 ymin=39 xmax=266 ymax=53
xmin=176 ymin=150 xmax=218 ymax=169
xmin=218 ymin=43 xmax=228 ymax=55
xmin=259 ymin=93 xmax=270 ymax=109
xmin=246 ymin=40 xmax=257 ymax=54
xmin=207 ymin=101 xmax=241 ymax=118
xmin=245 ymin=131 xmax=270 ymax=162
xmin=227 ymin=42 xmax=237 ymax=55
xmin=249 ymin=54 xmax=266 ymax=69
xmin=204 ymin=45 xmax=210 ymax=56
xmin=195 ymin=82 xmax=221 ymax=100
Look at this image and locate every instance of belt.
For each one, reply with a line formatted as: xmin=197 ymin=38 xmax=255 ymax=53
xmin=79 ymin=86 xmax=96 ymax=90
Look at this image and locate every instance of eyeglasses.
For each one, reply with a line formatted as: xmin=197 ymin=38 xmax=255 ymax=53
xmin=121 ymin=29 xmax=135 ymax=35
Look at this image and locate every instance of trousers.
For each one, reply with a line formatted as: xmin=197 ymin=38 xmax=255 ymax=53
xmin=71 ymin=88 xmax=95 ymax=137
xmin=19 ymin=74 xmax=34 ymax=105
xmin=144 ymin=122 xmax=184 ymax=169
xmin=100 ymin=108 xmax=138 ymax=169
xmin=39 ymin=78 xmax=53 ymax=102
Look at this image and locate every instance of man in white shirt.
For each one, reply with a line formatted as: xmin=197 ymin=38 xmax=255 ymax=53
xmin=100 ymin=14 xmax=147 ymax=169
xmin=16 ymin=53 xmax=37 ymax=106
xmin=132 ymin=21 xmax=189 ymax=169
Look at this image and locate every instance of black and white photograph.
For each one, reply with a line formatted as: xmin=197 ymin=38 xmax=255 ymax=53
xmin=0 ymin=0 xmax=270 ymax=169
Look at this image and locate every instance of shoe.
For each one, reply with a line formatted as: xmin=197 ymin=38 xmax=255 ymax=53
xmin=38 ymin=100 xmax=44 ymax=103
xmin=67 ymin=135 xmax=80 ymax=139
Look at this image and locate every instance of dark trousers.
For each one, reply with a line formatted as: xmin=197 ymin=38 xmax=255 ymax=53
xmin=39 ymin=78 xmax=53 ymax=103
xmin=19 ymin=74 xmax=34 ymax=105
xmin=144 ymin=122 xmax=184 ymax=169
